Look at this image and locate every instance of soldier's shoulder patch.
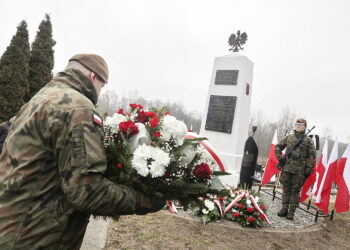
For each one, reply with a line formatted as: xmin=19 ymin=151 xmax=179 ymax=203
xmin=92 ymin=114 xmax=103 ymax=127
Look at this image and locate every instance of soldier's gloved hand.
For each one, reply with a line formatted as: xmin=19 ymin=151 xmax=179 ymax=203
xmin=135 ymin=193 xmax=166 ymax=215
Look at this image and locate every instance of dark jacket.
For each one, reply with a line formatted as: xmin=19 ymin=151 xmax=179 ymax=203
xmin=0 ymin=70 xmax=157 ymax=250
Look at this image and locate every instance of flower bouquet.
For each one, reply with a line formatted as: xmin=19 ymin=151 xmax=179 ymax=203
xmin=103 ymin=104 xmax=229 ymax=209
xmin=194 ymin=187 xmax=270 ymax=227
xmin=223 ymin=188 xmax=270 ymax=227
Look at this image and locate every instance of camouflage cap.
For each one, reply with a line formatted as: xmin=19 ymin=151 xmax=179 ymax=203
xmin=69 ymin=54 xmax=109 ymax=83
xmin=296 ymin=118 xmax=307 ymax=127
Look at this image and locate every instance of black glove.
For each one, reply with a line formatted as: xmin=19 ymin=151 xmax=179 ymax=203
xmin=136 ymin=194 xmax=166 ymax=215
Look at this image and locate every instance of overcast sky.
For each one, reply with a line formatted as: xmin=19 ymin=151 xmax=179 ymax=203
xmin=1 ymin=0 xmax=349 ymax=143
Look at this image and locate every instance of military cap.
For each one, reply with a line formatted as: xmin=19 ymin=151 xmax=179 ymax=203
xmin=296 ymin=118 xmax=307 ymax=127
xmin=69 ymin=54 xmax=109 ymax=83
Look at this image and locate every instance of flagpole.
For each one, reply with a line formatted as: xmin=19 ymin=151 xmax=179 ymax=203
xmin=272 ymin=172 xmax=281 ymax=201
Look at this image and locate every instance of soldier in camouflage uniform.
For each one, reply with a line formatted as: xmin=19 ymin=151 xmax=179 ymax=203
xmin=275 ymin=118 xmax=316 ymax=220
xmin=0 ymin=54 xmax=165 ymax=249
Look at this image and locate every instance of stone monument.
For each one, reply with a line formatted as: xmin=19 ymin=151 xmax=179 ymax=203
xmin=200 ymin=54 xmax=254 ymax=186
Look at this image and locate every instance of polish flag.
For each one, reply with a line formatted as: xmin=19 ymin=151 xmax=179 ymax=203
xmin=300 ymin=136 xmax=319 ymax=202
xmin=315 ymin=139 xmax=338 ymax=214
xmin=300 ymin=164 xmax=317 ymax=202
xmin=261 ymin=130 xmax=280 ymax=186
xmin=312 ymin=139 xmax=328 ymax=196
xmin=334 ymin=144 xmax=350 ymax=213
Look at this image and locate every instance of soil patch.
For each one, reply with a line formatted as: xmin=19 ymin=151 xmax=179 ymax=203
xmin=104 ymin=210 xmax=350 ymax=250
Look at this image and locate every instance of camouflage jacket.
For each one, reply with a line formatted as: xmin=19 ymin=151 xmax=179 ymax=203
xmin=0 ymin=69 xmax=153 ymax=250
xmin=274 ymin=131 xmax=316 ymax=175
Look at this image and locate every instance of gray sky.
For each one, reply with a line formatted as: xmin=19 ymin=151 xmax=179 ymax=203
xmin=1 ymin=0 xmax=349 ymax=143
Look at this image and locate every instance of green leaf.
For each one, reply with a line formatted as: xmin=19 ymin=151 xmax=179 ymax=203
xmin=213 ymin=171 xmax=231 ymax=176
xmin=201 ymin=215 xmax=211 ymax=225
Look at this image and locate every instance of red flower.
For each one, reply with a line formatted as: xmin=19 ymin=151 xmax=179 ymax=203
xmin=116 ymin=163 xmax=122 ymax=168
xmin=260 ymin=214 xmax=265 ymax=219
xmin=153 ymin=131 xmax=161 ymax=138
xmin=260 ymin=205 xmax=266 ymax=210
xmin=119 ymin=121 xmax=139 ymax=137
xmin=136 ymin=110 xmax=150 ymax=123
xmin=130 ymin=103 xmax=143 ymax=109
xmin=164 ymin=112 xmax=170 ymax=116
xmin=150 ymin=115 xmax=159 ymax=127
xmin=117 ymin=109 xmax=123 ymax=114
xmin=193 ymin=163 xmax=212 ymax=179
xmin=219 ymin=196 xmax=224 ymax=202
xmin=248 ymin=216 xmax=255 ymax=223
xmin=247 ymin=207 xmax=254 ymax=213
xmin=146 ymin=111 xmax=156 ymax=117
xmin=237 ymin=203 xmax=244 ymax=209
xmin=233 ymin=212 xmax=240 ymax=217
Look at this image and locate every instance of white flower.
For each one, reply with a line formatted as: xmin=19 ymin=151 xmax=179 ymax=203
xmin=160 ymin=115 xmax=188 ymax=146
xmin=132 ymin=145 xmax=170 ymax=178
xmin=202 ymin=209 xmax=209 ymax=214
xmin=246 ymin=199 xmax=252 ymax=206
xmin=105 ymin=113 xmax=127 ymax=133
xmin=204 ymin=200 xmax=215 ymax=211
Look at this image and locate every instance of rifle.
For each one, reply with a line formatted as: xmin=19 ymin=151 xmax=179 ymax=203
xmin=276 ymin=126 xmax=315 ymax=171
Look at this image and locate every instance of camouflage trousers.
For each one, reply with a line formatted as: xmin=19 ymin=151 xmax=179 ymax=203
xmin=280 ymin=171 xmax=304 ymax=210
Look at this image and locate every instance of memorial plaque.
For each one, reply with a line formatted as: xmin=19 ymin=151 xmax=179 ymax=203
xmin=205 ymin=95 xmax=237 ymax=133
xmin=215 ymin=70 xmax=239 ymax=85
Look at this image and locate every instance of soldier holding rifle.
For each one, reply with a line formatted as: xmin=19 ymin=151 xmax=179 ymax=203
xmin=275 ymin=118 xmax=316 ymax=220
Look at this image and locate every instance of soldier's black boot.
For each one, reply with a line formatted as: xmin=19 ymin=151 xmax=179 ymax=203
xmin=277 ymin=206 xmax=288 ymax=217
xmin=286 ymin=207 xmax=295 ymax=220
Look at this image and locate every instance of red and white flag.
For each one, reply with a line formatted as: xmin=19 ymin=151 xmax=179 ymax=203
xmin=315 ymin=138 xmax=338 ymax=214
xmin=261 ymin=129 xmax=280 ymax=186
xmin=300 ymin=164 xmax=317 ymax=202
xmin=312 ymin=139 xmax=328 ymax=196
xmin=300 ymin=135 xmax=320 ymax=202
xmin=334 ymin=144 xmax=350 ymax=213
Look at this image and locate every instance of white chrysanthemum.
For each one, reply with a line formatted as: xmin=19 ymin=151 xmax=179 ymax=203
xmin=149 ymin=162 xmax=166 ymax=178
xmin=204 ymin=200 xmax=215 ymax=211
xmin=160 ymin=115 xmax=188 ymax=146
xmin=132 ymin=145 xmax=170 ymax=178
xmin=246 ymin=199 xmax=252 ymax=206
xmin=202 ymin=209 xmax=209 ymax=214
xmin=132 ymin=162 xmax=149 ymax=177
xmin=105 ymin=113 xmax=127 ymax=133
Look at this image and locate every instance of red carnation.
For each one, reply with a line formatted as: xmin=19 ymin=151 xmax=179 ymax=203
xmin=260 ymin=214 xmax=265 ymax=219
xmin=119 ymin=121 xmax=139 ymax=137
xmin=153 ymin=131 xmax=161 ymax=138
xmin=248 ymin=216 xmax=255 ymax=223
xmin=219 ymin=196 xmax=224 ymax=202
xmin=247 ymin=206 xmax=254 ymax=213
xmin=136 ymin=110 xmax=150 ymax=123
xmin=146 ymin=111 xmax=156 ymax=117
xmin=117 ymin=109 xmax=123 ymax=114
xmin=116 ymin=163 xmax=122 ymax=168
xmin=193 ymin=163 xmax=212 ymax=179
xmin=237 ymin=204 xmax=244 ymax=209
xmin=130 ymin=103 xmax=143 ymax=109
xmin=233 ymin=212 xmax=240 ymax=217
xmin=260 ymin=205 xmax=266 ymax=210
xmin=150 ymin=115 xmax=159 ymax=127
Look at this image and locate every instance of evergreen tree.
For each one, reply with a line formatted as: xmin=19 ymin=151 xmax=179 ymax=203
xmin=26 ymin=14 xmax=56 ymax=101
xmin=0 ymin=20 xmax=30 ymax=121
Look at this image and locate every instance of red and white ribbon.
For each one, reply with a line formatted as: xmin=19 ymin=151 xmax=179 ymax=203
xmin=167 ymin=200 xmax=178 ymax=214
xmin=186 ymin=132 xmax=225 ymax=172
xmin=224 ymin=191 xmax=247 ymax=214
xmin=222 ymin=190 xmax=271 ymax=224
xmin=214 ymin=200 xmax=224 ymax=217
xmin=247 ymin=195 xmax=271 ymax=224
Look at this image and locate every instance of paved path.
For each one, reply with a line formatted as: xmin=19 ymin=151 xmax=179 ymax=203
xmin=80 ymin=216 xmax=110 ymax=250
